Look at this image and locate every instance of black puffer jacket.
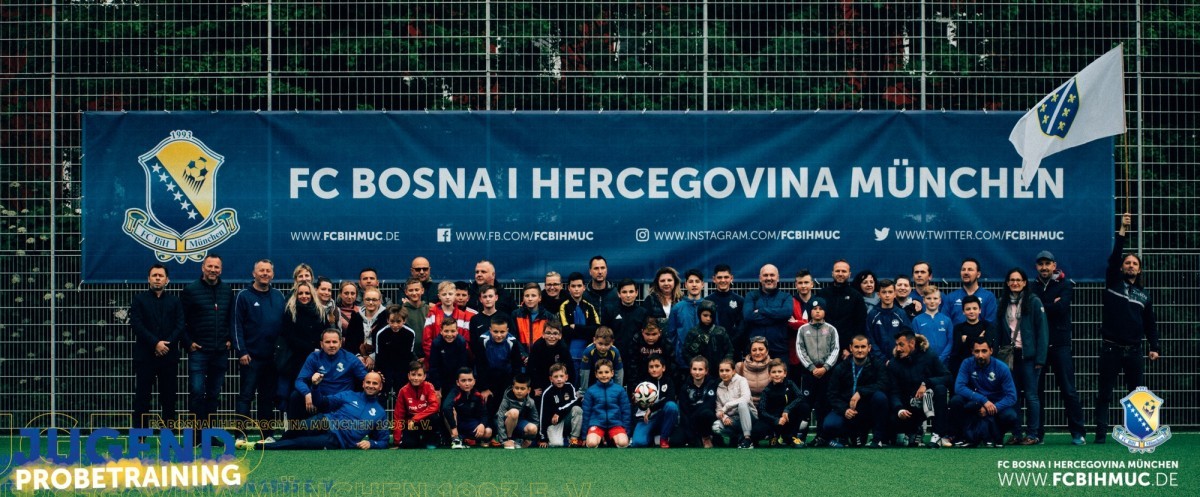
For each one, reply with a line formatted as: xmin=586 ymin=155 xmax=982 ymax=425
xmin=181 ymin=278 xmax=233 ymax=350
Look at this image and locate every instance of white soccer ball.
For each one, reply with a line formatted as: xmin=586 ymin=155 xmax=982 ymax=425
xmin=633 ymin=381 xmax=659 ymax=407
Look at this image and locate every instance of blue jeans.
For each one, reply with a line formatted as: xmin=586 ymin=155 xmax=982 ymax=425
xmin=1039 ymin=344 xmax=1085 ymax=438
xmin=631 ymin=401 xmax=679 ymax=447
xmin=188 ymin=349 xmax=229 ymax=426
xmin=1013 ymin=356 xmax=1042 ymax=439
xmin=820 ymin=390 xmax=887 ymax=441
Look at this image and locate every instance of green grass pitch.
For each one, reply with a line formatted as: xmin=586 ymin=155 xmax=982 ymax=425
xmin=3 ymin=434 xmax=1197 ymax=496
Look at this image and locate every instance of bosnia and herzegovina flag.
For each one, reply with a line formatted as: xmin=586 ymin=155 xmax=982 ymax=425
xmin=1009 ymin=44 xmax=1127 ymax=187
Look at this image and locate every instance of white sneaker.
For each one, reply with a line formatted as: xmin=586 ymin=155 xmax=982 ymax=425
xmin=932 ymin=433 xmax=953 ymax=448
xmin=261 ymin=436 xmax=276 ymax=444
xmin=450 ymin=438 xmax=466 ymax=449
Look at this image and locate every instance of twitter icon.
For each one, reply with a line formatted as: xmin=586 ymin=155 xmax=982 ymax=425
xmin=873 ymin=227 xmax=890 ymax=241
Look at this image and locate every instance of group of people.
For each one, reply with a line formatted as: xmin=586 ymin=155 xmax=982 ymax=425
xmin=128 ymin=213 xmax=1160 ymax=449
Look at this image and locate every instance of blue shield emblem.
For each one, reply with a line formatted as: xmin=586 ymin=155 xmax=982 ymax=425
xmin=139 ymin=134 xmax=223 ymax=236
xmin=123 ymin=131 xmax=240 ymax=263
xmin=1036 ymin=77 xmax=1081 ymax=138
xmin=1112 ymin=387 xmax=1172 ymax=453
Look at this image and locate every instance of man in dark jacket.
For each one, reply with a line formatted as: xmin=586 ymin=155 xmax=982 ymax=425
xmin=814 ymin=335 xmax=888 ymax=448
xmin=467 ymin=260 xmax=517 ymax=315
xmin=130 ymin=264 xmax=185 ymax=429
xmin=887 ymin=329 xmax=950 ymax=447
xmin=603 ymin=278 xmax=649 ymax=354
xmin=705 ymin=264 xmax=745 ymax=356
xmin=584 ymin=255 xmax=617 ymax=314
xmin=742 ymin=264 xmax=793 ymax=361
xmin=817 ymin=260 xmax=867 ymax=356
xmin=1032 ymin=250 xmax=1086 ymax=445
xmin=1095 ymin=213 xmax=1161 ymax=444
xmin=181 ymin=254 xmax=233 ymax=426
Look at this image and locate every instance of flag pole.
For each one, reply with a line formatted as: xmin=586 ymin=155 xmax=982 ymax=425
xmin=1123 ymin=132 xmax=1130 ymax=213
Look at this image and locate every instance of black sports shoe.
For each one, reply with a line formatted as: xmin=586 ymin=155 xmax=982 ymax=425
xmin=737 ymin=438 xmax=754 ymax=449
xmin=906 ymin=433 xmax=923 ymax=447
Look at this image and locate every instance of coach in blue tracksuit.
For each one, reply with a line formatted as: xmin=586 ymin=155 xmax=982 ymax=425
xmin=260 ymin=372 xmax=389 ymax=450
xmin=950 ymin=337 xmax=1018 ymax=446
xmin=232 ymin=259 xmax=286 ymax=438
xmin=291 ymin=328 xmax=370 ymax=420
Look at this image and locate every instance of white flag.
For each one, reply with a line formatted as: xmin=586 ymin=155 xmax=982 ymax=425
xmin=1009 ymin=45 xmax=1126 ymax=187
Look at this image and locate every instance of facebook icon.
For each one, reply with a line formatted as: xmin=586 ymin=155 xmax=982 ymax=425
xmin=437 ymin=228 xmax=452 ymax=243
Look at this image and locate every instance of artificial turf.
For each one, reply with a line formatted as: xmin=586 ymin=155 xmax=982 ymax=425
xmin=5 ymin=434 xmax=1196 ymax=496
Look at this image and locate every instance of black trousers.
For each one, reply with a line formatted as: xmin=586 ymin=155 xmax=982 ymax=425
xmin=133 ymin=354 xmax=180 ymax=429
xmin=1095 ymin=341 xmax=1144 ymax=435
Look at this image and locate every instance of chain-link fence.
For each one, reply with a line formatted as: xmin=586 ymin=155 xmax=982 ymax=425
xmin=2 ymin=1 xmax=1196 ymax=430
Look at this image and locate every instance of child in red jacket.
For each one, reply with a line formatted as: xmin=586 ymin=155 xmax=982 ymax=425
xmin=394 ymin=360 xmax=444 ymax=449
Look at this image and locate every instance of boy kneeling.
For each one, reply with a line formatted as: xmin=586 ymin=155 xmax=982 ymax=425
xmin=495 ymin=374 xmax=540 ymax=449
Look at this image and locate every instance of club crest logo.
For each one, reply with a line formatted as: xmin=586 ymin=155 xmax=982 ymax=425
xmin=1114 ymin=387 xmax=1171 ymax=453
xmin=123 ymin=130 xmax=239 ymax=263
xmin=1037 ymin=77 xmax=1080 ymax=138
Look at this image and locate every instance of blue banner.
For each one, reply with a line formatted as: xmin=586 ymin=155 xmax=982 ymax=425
xmin=84 ymin=111 xmax=1113 ymax=283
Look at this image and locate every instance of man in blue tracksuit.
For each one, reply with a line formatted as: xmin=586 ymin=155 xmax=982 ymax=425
xmin=1095 ymin=213 xmax=1160 ymax=444
xmin=257 ymin=372 xmax=389 ymax=450
xmin=950 ymin=337 xmax=1018 ymax=446
xmin=742 ymin=264 xmax=794 ymax=362
xmin=232 ymin=259 xmax=286 ymax=439
xmin=291 ymin=329 xmax=370 ymax=420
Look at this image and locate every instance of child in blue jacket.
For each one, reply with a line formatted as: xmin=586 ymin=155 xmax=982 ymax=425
xmin=581 ymin=359 xmax=631 ymax=448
